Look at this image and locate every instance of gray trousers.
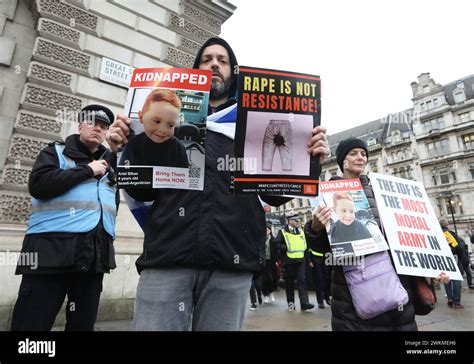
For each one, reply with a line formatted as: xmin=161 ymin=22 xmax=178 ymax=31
xmin=132 ymin=267 xmax=252 ymax=331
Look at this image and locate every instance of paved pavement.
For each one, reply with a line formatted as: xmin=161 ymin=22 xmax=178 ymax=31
xmin=80 ymin=280 xmax=474 ymax=331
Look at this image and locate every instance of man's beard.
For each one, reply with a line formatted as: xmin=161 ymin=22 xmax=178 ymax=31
xmin=210 ymin=77 xmax=231 ymax=100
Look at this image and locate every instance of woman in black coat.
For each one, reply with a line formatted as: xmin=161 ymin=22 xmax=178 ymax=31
xmin=307 ymin=138 xmax=448 ymax=331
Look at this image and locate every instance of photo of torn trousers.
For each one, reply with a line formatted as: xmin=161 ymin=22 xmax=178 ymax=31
xmin=262 ymin=120 xmax=292 ymax=171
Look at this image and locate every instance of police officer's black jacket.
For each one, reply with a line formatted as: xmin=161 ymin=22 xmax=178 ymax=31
xmin=305 ymin=175 xmax=417 ymax=331
xmin=16 ymin=134 xmax=117 ymax=275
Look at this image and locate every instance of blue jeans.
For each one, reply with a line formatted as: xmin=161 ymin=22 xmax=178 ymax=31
xmin=444 ymin=280 xmax=462 ymax=305
xmin=132 ymin=267 xmax=252 ymax=331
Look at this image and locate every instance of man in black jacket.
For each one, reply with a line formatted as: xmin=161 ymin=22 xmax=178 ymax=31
xmin=440 ymin=219 xmax=467 ymax=307
xmin=304 ymin=219 xmax=332 ymax=309
xmin=107 ymin=38 xmax=329 ymax=330
xmin=11 ymin=105 xmax=117 ymax=331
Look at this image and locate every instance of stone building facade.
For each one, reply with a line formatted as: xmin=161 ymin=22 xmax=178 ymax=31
xmin=274 ymin=73 xmax=474 ymax=246
xmin=0 ymin=0 xmax=235 ymax=330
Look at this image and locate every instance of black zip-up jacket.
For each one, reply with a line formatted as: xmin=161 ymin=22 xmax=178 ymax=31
xmin=124 ymin=38 xmax=290 ymax=274
xmin=305 ymin=175 xmax=417 ymax=331
xmin=16 ymin=134 xmax=117 ymax=275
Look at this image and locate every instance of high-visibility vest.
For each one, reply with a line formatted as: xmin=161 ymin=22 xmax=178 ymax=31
xmin=26 ymin=144 xmax=117 ymax=239
xmin=281 ymin=229 xmax=307 ymax=259
xmin=444 ymin=231 xmax=458 ymax=248
xmin=309 ymin=248 xmax=324 ymax=257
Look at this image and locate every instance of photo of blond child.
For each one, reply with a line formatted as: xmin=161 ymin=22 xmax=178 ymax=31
xmin=121 ymin=89 xmax=189 ymax=168
xmin=330 ymin=192 xmax=372 ymax=244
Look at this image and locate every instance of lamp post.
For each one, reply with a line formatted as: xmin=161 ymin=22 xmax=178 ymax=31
xmin=446 ymin=192 xmax=460 ymax=235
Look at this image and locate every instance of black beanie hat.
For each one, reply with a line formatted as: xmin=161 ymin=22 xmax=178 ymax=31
xmin=193 ymin=37 xmax=239 ymax=98
xmin=336 ymin=137 xmax=369 ymax=172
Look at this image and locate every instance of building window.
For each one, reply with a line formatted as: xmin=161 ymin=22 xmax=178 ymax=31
xmin=459 ymin=112 xmax=471 ymax=123
xmin=392 ymin=130 xmax=401 ymax=143
xmin=463 ymin=133 xmax=474 ymax=150
xmin=454 ymin=91 xmax=466 ymax=103
xmin=398 ymin=150 xmax=405 ymax=161
xmin=423 ymin=117 xmax=444 ymax=133
xmin=426 ymin=138 xmax=449 ymax=156
xmin=448 ymin=196 xmax=463 ymax=215
xmin=469 ymin=163 xmax=474 ymax=179
xmin=420 ymin=103 xmax=426 ymax=111
xmin=433 ymin=98 xmax=438 ymax=107
xmin=367 ymin=137 xmax=376 ymax=146
xmin=432 ymin=168 xmax=456 ymax=185
xmin=439 ymin=169 xmax=450 ymax=184
xmin=437 ymin=195 xmax=463 ymax=216
xmin=399 ymin=167 xmax=407 ymax=179
xmin=370 ymin=162 xmax=378 ymax=172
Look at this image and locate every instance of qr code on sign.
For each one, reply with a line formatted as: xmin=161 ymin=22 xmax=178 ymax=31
xmin=189 ymin=167 xmax=201 ymax=179
xmin=373 ymin=234 xmax=383 ymax=244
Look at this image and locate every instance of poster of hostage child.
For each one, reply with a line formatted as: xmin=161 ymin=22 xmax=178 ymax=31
xmin=315 ymin=179 xmax=390 ymax=259
xmin=117 ymin=67 xmax=211 ymax=190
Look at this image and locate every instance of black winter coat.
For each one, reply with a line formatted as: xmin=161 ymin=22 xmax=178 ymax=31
xmin=16 ymin=134 xmax=117 ymax=275
xmin=124 ymin=100 xmax=290 ymax=274
xmin=305 ymin=175 xmax=418 ymax=331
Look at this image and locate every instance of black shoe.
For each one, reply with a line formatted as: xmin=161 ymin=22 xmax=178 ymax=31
xmin=324 ymin=298 xmax=331 ymax=306
xmin=257 ymin=296 xmax=263 ymax=305
xmin=318 ymin=303 xmax=325 ymax=309
xmin=301 ymin=303 xmax=315 ymax=311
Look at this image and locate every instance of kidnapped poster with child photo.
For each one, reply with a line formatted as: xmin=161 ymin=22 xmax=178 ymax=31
xmin=317 ymin=178 xmax=389 ymax=258
xmin=117 ymin=67 xmax=211 ymax=190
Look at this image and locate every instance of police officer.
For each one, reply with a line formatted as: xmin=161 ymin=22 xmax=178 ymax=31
xmin=304 ymin=219 xmax=332 ymax=309
xmin=276 ymin=212 xmax=314 ymax=311
xmin=11 ymin=104 xmax=118 ymax=331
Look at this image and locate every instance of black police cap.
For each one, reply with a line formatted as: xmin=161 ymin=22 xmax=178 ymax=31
xmin=78 ymin=104 xmax=115 ymax=126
